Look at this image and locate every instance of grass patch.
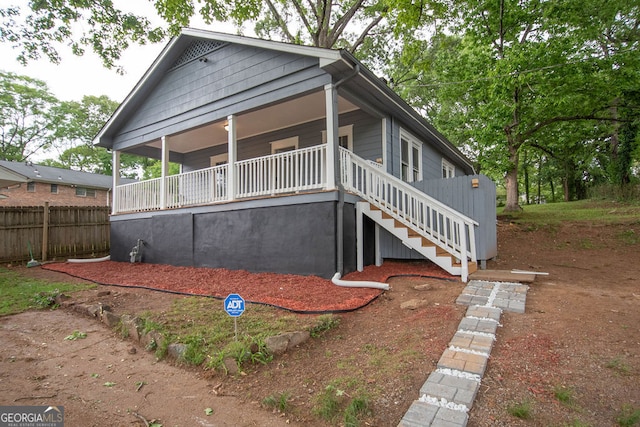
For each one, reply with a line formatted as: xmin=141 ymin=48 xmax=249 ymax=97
xmin=554 ymin=385 xmax=579 ymax=409
xmin=137 ymin=297 xmax=324 ymax=371
xmin=0 ymin=267 xmax=95 ymax=316
xmin=616 ymin=405 xmax=640 ymax=427
xmin=308 ymin=314 xmax=340 ymax=338
xmin=312 ymin=378 xmax=370 ymax=425
xmin=501 ymin=200 xmax=640 ymax=226
xmin=262 ymin=391 xmax=292 ymax=413
xmin=606 ymin=356 xmax=632 ymax=376
xmin=507 ymin=400 xmax=532 ymax=419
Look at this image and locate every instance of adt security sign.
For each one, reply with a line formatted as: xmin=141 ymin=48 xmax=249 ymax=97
xmin=224 ymin=293 xmax=245 ymax=317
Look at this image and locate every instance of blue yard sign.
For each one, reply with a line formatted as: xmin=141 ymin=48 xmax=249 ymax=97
xmin=224 ymin=293 xmax=245 ymax=317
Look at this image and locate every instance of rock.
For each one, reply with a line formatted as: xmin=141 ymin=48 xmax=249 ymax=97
xmin=400 ymin=299 xmax=427 ymax=310
xmin=265 ymin=331 xmax=311 ymax=355
xmin=86 ymin=304 xmax=102 ymax=317
xmin=167 ymin=343 xmax=187 ymax=361
xmin=97 ymin=291 xmax=111 ymax=297
xmin=121 ymin=315 xmax=144 ymax=342
xmin=265 ymin=335 xmax=290 ymax=355
xmin=128 ymin=347 xmax=137 ymax=355
xmin=287 ymin=331 xmax=310 ymax=350
xmin=223 ymin=357 xmax=239 ymax=375
xmin=102 ymin=311 xmax=121 ymax=327
xmin=413 ymin=284 xmax=433 ymax=291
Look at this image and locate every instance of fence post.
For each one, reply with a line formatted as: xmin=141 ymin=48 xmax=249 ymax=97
xmin=42 ymin=202 xmax=49 ymax=262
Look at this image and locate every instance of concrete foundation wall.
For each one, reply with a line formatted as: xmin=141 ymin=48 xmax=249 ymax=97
xmin=110 ymin=195 xmax=363 ymax=279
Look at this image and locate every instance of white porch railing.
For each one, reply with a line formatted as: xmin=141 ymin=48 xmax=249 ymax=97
xmin=236 ymin=145 xmax=326 ymax=198
xmin=114 ymin=145 xmax=327 ymax=213
xmin=339 ymin=147 xmax=478 ymax=268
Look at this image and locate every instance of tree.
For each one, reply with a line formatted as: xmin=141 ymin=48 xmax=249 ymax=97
xmin=0 ymin=71 xmax=59 ymax=161
xmin=391 ymin=0 xmax=640 ymax=210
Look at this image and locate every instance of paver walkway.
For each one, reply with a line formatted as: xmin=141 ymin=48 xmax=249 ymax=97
xmin=398 ymin=280 xmax=530 ymax=427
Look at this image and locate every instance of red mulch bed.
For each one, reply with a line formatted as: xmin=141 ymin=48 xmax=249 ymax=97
xmin=43 ymin=260 xmax=457 ymax=313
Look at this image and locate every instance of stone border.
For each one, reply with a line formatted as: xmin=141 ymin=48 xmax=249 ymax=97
xmin=398 ymin=280 xmax=529 ymax=427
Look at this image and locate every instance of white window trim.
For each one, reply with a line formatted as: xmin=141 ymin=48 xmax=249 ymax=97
xmin=270 ymin=136 xmax=299 ymax=154
xmin=321 ymin=124 xmax=354 ymax=151
xmin=442 ymin=158 xmax=456 ymax=178
xmin=399 ymin=129 xmax=423 ymax=182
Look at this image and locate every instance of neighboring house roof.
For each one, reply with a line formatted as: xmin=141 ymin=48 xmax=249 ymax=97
xmin=0 ymin=160 xmax=133 ymax=189
xmin=95 ymin=28 xmax=474 ymax=173
xmin=0 ymin=165 xmax=28 ymax=188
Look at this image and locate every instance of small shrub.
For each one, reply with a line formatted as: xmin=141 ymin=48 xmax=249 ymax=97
xmin=507 ymin=400 xmax=532 ymax=419
xmin=313 ymin=384 xmax=342 ymax=421
xmin=554 ymin=385 xmax=575 ymax=406
xmin=32 ymin=290 xmax=60 ymax=309
xmin=344 ymin=395 xmax=371 ymax=427
xmin=262 ymin=391 xmax=291 ymax=413
xmin=616 ymin=405 xmax=640 ymax=427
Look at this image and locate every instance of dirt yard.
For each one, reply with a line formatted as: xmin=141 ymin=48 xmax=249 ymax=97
xmin=1 ymin=217 xmax=639 ymax=426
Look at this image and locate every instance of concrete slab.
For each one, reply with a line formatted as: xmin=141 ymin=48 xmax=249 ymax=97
xmin=469 ymin=270 xmax=536 ymax=283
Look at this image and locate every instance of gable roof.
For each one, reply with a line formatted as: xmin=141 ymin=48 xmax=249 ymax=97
xmin=0 ymin=160 xmax=132 ymax=189
xmin=95 ymin=28 xmax=474 ymax=173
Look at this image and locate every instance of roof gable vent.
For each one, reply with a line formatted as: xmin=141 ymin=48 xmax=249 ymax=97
xmin=170 ymin=40 xmax=226 ymax=70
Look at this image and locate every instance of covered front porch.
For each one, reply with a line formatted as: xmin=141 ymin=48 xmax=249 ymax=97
xmin=110 ymin=89 xmax=368 ymax=215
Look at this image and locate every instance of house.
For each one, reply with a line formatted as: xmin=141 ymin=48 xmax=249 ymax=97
xmin=95 ymin=29 xmax=496 ymax=281
xmin=0 ymin=160 xmax=129 ymax=207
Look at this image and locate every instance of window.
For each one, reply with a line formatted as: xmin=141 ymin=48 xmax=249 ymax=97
xmin=442 ymin=159 xmax=456 ymax=178
xmin=270 ymin=136 xmax=299 ymax=154
xmin=50 ymin=184 xmax=58 ymax=193
xmin=400 ymin=130 xmax=422 ymax=182
xmin=76 ymin=187 xmax=96 ymax=198
xmin=27 ymin=182 xmax=36 ymax=192
xmin=322 ymin=125 xmax=353 ymax=151
xmin=210 ymin=153 xmax=228 ymax=166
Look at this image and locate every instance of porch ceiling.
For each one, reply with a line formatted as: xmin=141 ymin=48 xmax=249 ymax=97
xmin=147 ymin=92 xmax=358 ymax=154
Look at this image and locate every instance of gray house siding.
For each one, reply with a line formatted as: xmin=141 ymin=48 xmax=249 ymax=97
xmin=109 ymin=193 xmax=362 ymax=278
xmin=111 ymin=43 xmax=330 ymax=152
xmin=181 ymin=109 xmax=382 ymax=171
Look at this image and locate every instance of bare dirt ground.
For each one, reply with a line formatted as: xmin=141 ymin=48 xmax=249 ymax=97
xmin=1 ymin=217 xmax=639 ymax=426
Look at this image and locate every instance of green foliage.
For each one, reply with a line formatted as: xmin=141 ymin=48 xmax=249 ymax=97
xmin=616 ymin=405 xmax=640 ymax=427
xmin=0 ymin=71 xmax=59 ymax=161
xmin=344 ymin=395 xmax=371 ymax=427
xmin=507 ymin=400 xmax=532 ymax=419
xmin=308 ymin=314 xmax=340 ymax=338
xmin=502 ymin=200 xmax=640 ymax=226
xmin=313 ymin=384 xmax=342 ymax=421
xmin=64 ymin=330 xmax=87 ymax=340
xmin=553 ymin=385 xmax=575 ymax=406
xmin=262 ymin=391 xmax=291 ymax=413
xmin=0 ymin=267 xmax=94 ymax=316
xmin=138 ymin=297 xmax=316 ymax=371
xmin=606 ymin=356 xmax=632 ymax=376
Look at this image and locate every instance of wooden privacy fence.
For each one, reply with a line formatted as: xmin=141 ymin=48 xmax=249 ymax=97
xmin=0 ymin=203 xmax=110 ymax=263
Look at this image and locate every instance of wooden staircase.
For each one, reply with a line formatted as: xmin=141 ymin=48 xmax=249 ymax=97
xmin=340 ymin=147 xmax=479 ymax=282
xmin=360 ymin=203 xmax=477 ymax=280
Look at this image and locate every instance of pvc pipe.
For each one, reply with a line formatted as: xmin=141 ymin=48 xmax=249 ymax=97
xmin=67 ymin=255 xmax=111 ymax=263
xmin=331 ymin=272 xmax=390 ymax=291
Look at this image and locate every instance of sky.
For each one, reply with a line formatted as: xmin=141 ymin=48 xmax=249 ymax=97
xmin=0 ymin=1 xmax=238 ymax=102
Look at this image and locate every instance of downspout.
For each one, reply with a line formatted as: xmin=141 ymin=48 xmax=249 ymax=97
xmin=333 ymin=65 xmax=360 ymax=276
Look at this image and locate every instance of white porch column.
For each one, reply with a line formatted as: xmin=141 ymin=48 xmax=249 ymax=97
xmin=227 ymin=114 xmax=237 ymax=201
xmin=356 ymin=202 xmax=364 ymax=271
xmin=324 ymin=83 xmax=338 ymax=190
xmin=375 ymin=223 xmax=382 ymax=267
xmin=111 ymin=150 xmax=121 ymax=215
xmin=160 ymin=135 xmax=169 ymax=209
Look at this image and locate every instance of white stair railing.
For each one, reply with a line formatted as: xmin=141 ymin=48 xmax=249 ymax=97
xmin=339 ymin=147 xmax=478 ymax=270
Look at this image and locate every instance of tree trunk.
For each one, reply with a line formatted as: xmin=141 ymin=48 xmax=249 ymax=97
xmin=504 ymin=144 xmax=522 ymax=212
